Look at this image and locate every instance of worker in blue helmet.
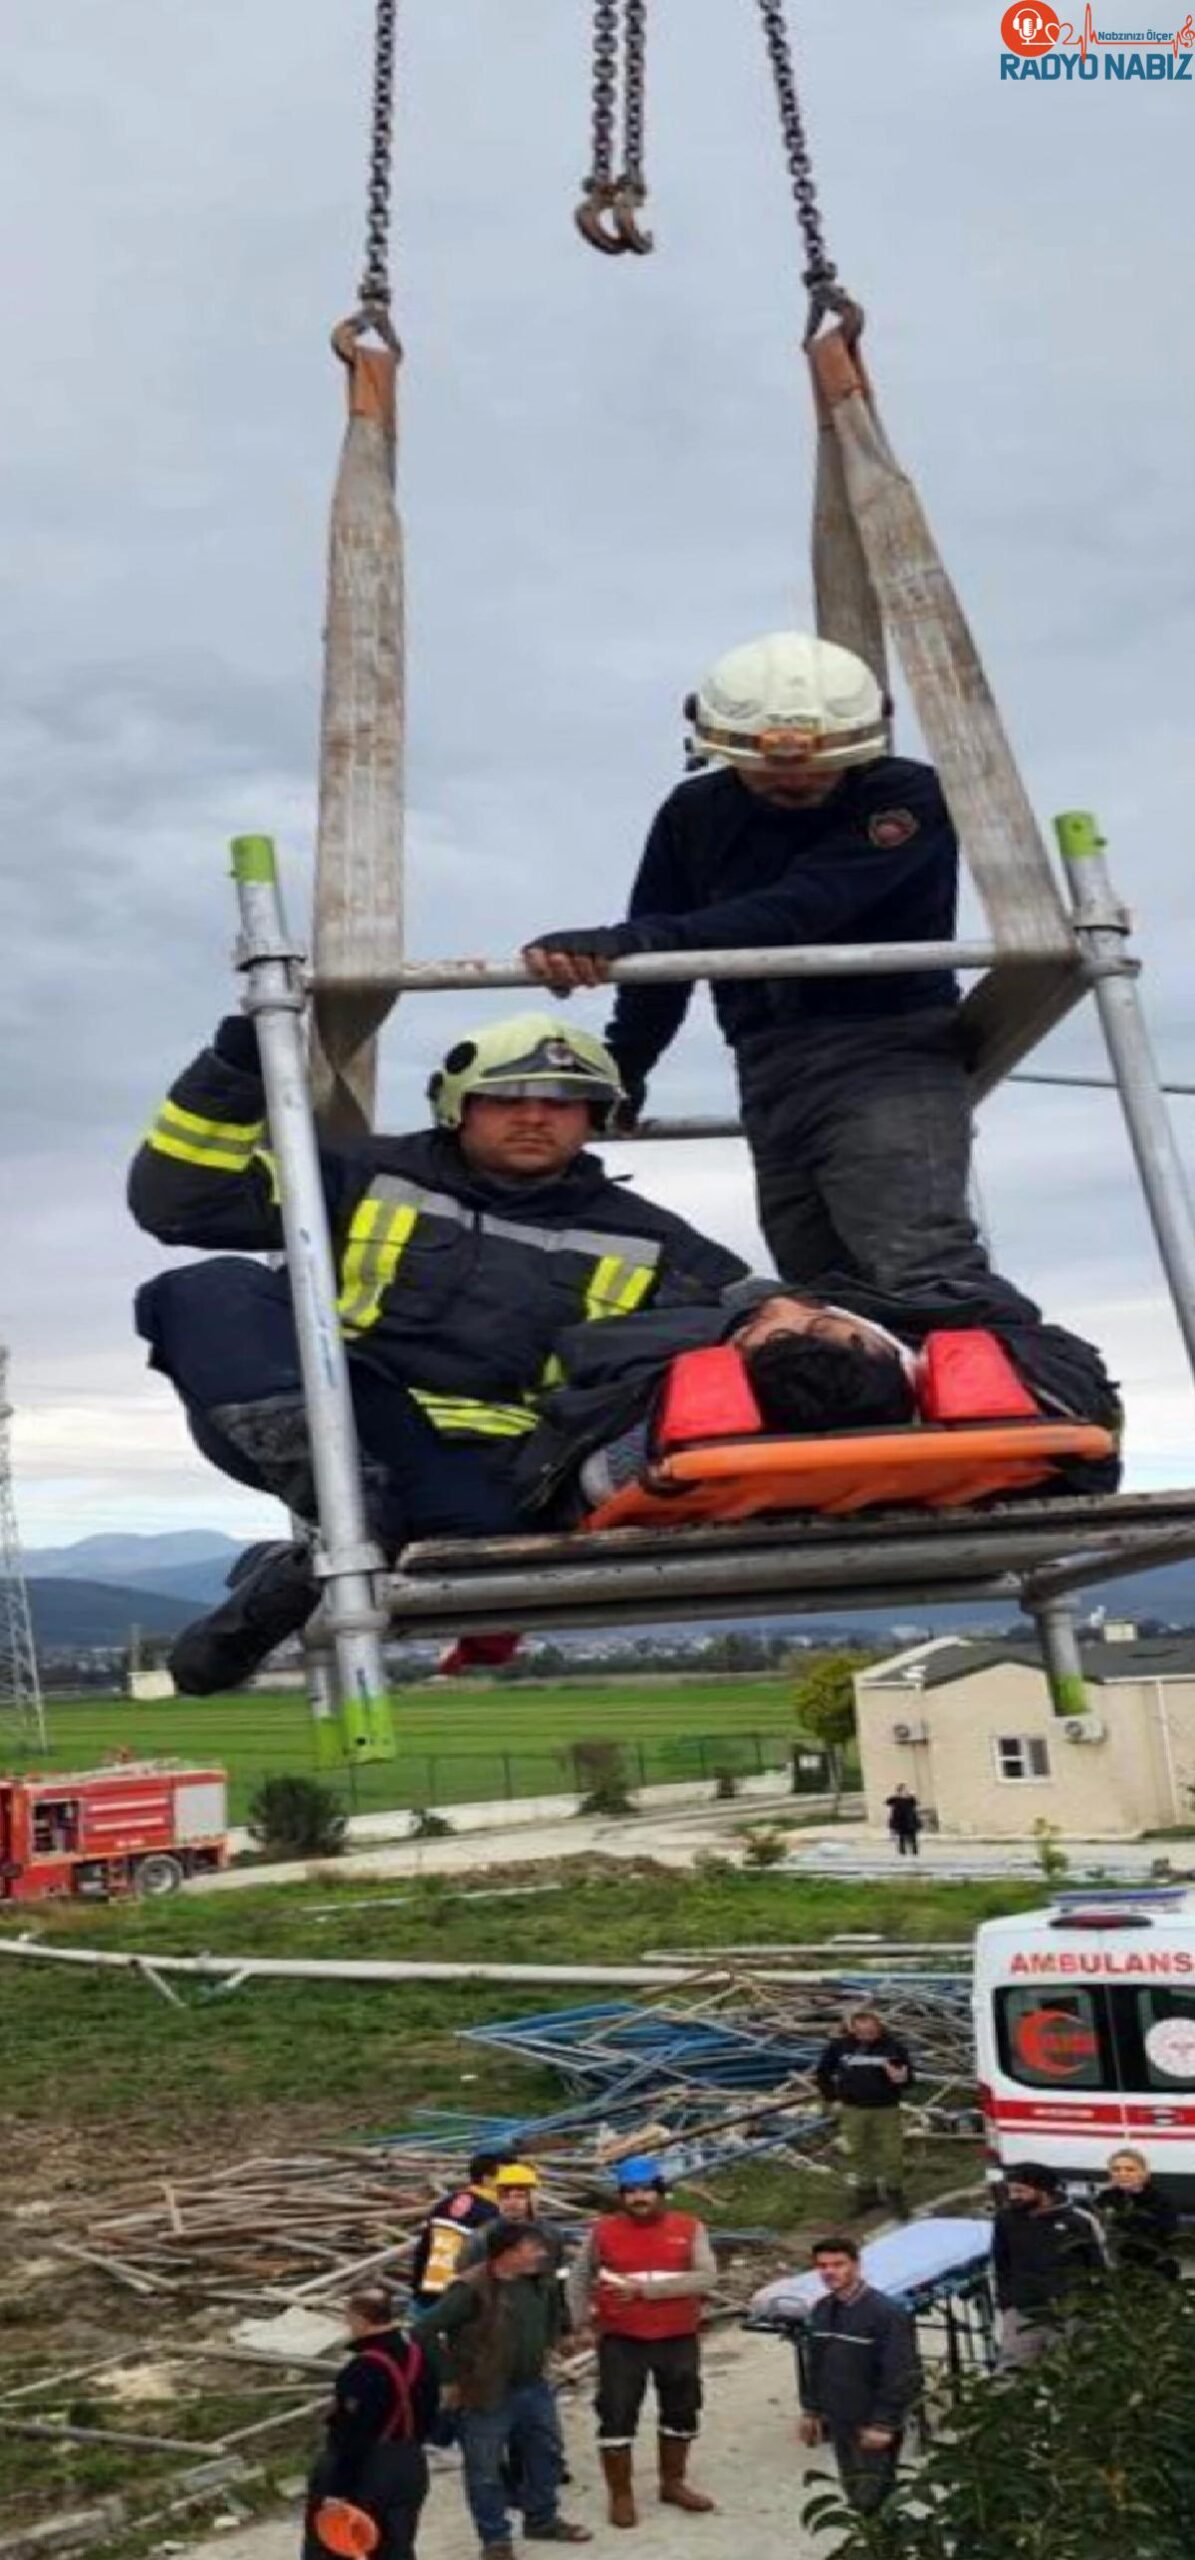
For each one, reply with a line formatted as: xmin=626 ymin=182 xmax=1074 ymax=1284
xmin=567 ymin=2158 xmax=717 ymax=2527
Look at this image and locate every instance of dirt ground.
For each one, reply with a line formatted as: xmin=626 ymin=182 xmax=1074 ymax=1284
xmin=184 ymin=2327 xmax=837 ymax=2560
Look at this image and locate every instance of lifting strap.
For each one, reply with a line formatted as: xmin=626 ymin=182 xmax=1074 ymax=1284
xmin=310 ymin=0 xmax=405 ymax=1141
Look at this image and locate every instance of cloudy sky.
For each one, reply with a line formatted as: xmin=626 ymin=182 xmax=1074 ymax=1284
xmin=3 ymin=1 xmax=1194 ymax=1549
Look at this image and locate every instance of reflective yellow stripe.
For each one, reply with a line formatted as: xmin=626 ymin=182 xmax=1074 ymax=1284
xmin=583 ymin=1255 xmax=656 ymax=1321
xmin=145 ymin=1097 xmax=266 ymax=1173
xmin=540 ymin=1353 xmax=565 ymax=1389
xmin=338 ymin=1201 xmax=418 ymax=1337
xmin=410 ymin=1391 xmax=539 ymax=1439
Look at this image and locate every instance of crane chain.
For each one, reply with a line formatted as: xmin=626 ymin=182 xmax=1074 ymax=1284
xmin=576 ymin=0 xmax=653 ymax=256
xmin=752 ymin=0 xmax=856 ymax=337
xmin=337 ymin=0 xmax=401 ymax=354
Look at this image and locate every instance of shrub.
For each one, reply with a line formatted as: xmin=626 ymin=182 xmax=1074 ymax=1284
xmin=570 ymin=1738 xmax=636 ymax=1817
xmin=246 ymin=1774 xmax=348 ymax=1861
xmin=713 ymin=1764 xmax=740 ymax=1801
xmin=741 ymin=1824 xmax=788 ymax=1869
xmin=1033 ymin=1815 xmax=1069 ymax=1883
xmin=409 ymin=1806 xmax=454 ymax=1839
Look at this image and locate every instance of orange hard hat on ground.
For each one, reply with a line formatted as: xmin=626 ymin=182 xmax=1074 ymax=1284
xmin=315 ymin=2501 xmax=379 ymax=2559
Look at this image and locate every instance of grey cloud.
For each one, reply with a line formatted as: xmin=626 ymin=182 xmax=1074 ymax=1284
xmin=3 ymin=0 xmax=1194 ymax=1534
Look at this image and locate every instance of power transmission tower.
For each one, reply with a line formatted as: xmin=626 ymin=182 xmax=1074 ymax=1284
xmin=0 ymin=1348 xmax=47 ymax=1751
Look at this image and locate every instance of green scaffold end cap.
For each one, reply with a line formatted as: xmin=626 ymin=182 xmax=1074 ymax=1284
xmin=1053 ymin=812 xmax=1105 ymax=862
xmin=230 ymin=835 xmax=278 ymax=884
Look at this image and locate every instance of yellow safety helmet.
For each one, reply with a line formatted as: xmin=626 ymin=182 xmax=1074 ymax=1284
xmin=428 ymin=1015 xmax=625 ymax=1132
xmin=495 ymin=2160 xmax=542 ymax=2190
xmin=686 ymin=631 xmax=888 ymax=773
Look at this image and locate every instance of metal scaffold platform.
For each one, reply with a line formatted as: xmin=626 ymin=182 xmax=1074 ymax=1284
xmin=176 ymin=1 xmax=1195 ymax=1762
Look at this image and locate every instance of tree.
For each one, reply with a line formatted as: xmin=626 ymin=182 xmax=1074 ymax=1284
xmin=792 ymin=1652 xmax=866 ymax=1813
xmin=246 ymin=1774 xmax=348 ymax=1861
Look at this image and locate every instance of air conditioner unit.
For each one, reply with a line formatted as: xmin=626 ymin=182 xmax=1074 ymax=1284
xmin=1062 ymin=1715 xmax=1107 ymax=1745
xmin=892 ymin=1720 xmax=929 ymax=1745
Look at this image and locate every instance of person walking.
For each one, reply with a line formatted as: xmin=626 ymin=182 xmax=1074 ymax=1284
xmin=413 ymin=2220 xmax=590 ymax=2560
xmin=814 ymin=2008 xmax=914 ymax=2219
xmin=567 ymin=2156 xmax=717 ymax=2528
xmin=409 ymin=2153 xmax=506 ymax=2310
xmin=304 ymin=2286 xmax=439 ymax=2560
xmin=797 ymin=2237 xmax=922 ymax=2517
xmin=992 ymin=2163 xmax=1106 ymax=2367
xmin=885 ymin=1786 xmax=922 ymax=1859
xmin=1094 ymin=2148 xmax=1180 ymax=2280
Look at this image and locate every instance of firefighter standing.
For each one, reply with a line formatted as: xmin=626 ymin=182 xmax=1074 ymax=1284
xmin=567 ymin=2157 xmax=716 ymax=2527
xmin=523 ymin=631 xmax=1017 ymax=1306
xmin=410 ymin=2153 xmax=506 ymax=2311
xmin=814 ymin=2008 xmax=914 ymax=2220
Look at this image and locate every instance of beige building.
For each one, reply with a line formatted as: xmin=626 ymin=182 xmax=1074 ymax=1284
xmin=856 ymin=1631 xmax=1195 ymax=1839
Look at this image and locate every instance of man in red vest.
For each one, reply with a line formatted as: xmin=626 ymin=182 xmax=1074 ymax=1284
xmin=567 ymin=2157 xmax=716 ymax=2528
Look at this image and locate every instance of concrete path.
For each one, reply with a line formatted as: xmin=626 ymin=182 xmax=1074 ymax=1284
xmin=182 ymin=2328 xmax=833 ymax=2560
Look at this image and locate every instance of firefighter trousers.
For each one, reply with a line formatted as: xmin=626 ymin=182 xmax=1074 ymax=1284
xmin=595 ymin=2333 xmax=703 ymax=2445
xmin=840 ymin=2107 xmax=905 ymax=2198
xmin=136 ymin=1259 xmax=528 ymax=1548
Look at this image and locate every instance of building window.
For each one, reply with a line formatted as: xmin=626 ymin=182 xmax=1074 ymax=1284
xmin=993 ymin=1734 xmax=1051 ymax=1782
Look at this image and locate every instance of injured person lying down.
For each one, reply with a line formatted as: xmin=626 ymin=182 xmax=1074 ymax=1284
xmin=128 ymin=1011 xmax=1121 ymax=1695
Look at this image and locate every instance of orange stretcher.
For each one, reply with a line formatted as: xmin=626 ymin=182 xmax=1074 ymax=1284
xmin=583 ymin=1422 xmax=1117 ymax=1530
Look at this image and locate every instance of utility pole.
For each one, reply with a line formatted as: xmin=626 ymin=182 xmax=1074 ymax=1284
xmin=0 ymin=1348 xmax=47 ymax=1752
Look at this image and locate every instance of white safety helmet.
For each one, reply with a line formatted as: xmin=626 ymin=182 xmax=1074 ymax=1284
xmin=686 ymin=631 xmax=888 ymax=773
xmin=428 ymin=1014 xmax=625 ymax=1132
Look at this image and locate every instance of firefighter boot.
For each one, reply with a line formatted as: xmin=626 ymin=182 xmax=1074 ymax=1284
xmin=658 ymin=2438 xmax=715 ymax=2514
xmin=169 ymin=1541 xmax=318 ymax=1696
xmin=601 ymin=2448 xmax=637 ymax=2529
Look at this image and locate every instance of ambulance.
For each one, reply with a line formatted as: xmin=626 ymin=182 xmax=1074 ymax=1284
xmin=973 ymin=1888 xmax=1195 ymax=2201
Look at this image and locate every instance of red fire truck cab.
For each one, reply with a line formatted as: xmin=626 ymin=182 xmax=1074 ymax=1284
xmin=0 ymin=1764 xmax=229 ymax=1901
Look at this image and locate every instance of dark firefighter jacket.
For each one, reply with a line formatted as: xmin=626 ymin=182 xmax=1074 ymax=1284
xmin=800 ymin=2284 xmax=923 ymax=2436
xmin=603 ymin=758 xmax=958 ymax=1093
xmin=320 ymin=2326 xmax=439 ymax=2497
xmin=512 ymin=1276 xmax=1123 ymax=1517
xmin=992 ymin=2201 xmax=1106 ymax=2313
xmin=127 ymin=1023 xmax=763 ymax=1453
xmin=815 ymin=2030 xmax=913 ymax=2113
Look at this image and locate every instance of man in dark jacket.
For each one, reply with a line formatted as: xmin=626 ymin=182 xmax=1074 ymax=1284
xmin=522 ymin=629 xmax=1008 ymax=1302
xmin=128 ymin=1011 xmax=774 ymax=1693
xmin=304 ymin=2284 xmax=439 ymax=2560
xmin=797 ymin=2236 xmax=922 ymax=2516
xmin=815 ymin=2011 xmax=915 ymax=2220
xmin=413 ymin=2221 xmax=590 ymax=2560
xmin=993 ymin=2163 xmax=1106 ymax=2367
xmin=1095 ymin=2147 xmax=1180 ymax=2280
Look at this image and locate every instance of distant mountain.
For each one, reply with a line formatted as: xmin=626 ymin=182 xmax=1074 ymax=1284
xmin=26 ymin=1579 xmax=196 ymax=1648
xmin=24 ymin=1531 xmax=243 ymax=1585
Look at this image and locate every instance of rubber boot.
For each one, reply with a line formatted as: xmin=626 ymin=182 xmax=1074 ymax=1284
xmin=658 ymin=2437 xmax=715 ymax=2514
xmin=601 ymin=2448 xmax=638 ymax=2529
xmin=169 ymin=1540 xmax=317 ymax=1695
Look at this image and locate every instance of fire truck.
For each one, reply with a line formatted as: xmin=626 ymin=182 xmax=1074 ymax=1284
xmin=0 ymin=1763 xmax=229 ymax=1901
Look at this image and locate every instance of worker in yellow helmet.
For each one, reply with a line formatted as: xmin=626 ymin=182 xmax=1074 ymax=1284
xmin=129 ymin=1013 xmax=779 ymax=1692
xmin=524 ymin=631 xmax=1019 ymax=1313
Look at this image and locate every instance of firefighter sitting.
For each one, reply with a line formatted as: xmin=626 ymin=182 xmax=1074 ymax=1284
xmin=128 ymin=1013 xmax=783 ymax=1693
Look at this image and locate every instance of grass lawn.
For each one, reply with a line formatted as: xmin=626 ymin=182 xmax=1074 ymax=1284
xmin=20 ymin=1677 xmax=816 ymax=1820
xmin=1 ymin=1865 xmax=1036 ymax=2134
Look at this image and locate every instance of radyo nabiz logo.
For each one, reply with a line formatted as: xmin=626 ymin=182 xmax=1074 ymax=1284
xmin=1001 ymin=2 xmax=1195 ymax=73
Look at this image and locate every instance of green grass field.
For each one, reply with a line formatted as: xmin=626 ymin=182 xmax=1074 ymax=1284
xmin=22 ymin=1677 xmax=813 ymax=1820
